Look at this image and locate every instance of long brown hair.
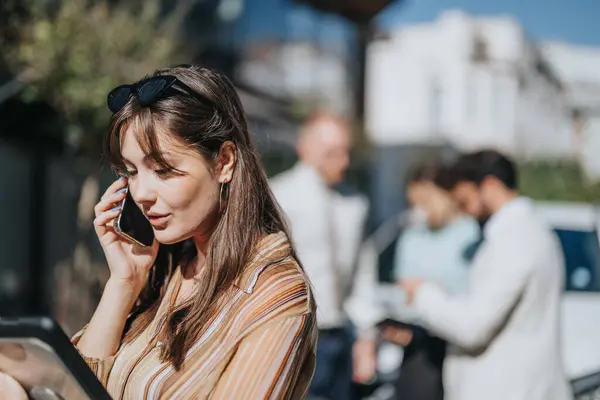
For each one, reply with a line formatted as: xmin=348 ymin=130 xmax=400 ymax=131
xmin=104 ymin=65 xmax=293 ymax=369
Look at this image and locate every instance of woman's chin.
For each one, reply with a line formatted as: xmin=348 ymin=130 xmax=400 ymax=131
xmin=154 ymin=229 xmax=190 ymax=245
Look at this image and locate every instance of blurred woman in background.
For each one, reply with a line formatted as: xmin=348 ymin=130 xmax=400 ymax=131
xmin=384 ymin=161 xmax=480 ymax=400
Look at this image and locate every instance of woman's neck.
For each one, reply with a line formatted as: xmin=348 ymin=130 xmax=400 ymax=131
xmin=185 ymin=236 xmax=210 ymax=279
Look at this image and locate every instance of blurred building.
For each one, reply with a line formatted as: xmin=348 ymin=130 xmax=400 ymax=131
xmin=182 ymin=0 xmax=299 ymax=162
xmin=542 ymin=41 xmax=600 ymax=181
xmin=238 ymin=40 xmax=353 ymax=117
xmin=366 ymin=10 xmax=574 ymax=159
xmin=184 ymin=0 xmax=369 ymax=174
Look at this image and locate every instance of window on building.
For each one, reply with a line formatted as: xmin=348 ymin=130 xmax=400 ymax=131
xmin=556 ymin=228 xmax=600 ymax=292
xmin=491 ymin=75 xmax=509 ymax=124
xmin=430 ymin=77 xmax=443 ymax=134
xmin=466 ymin=73 xmax=478 ymax=122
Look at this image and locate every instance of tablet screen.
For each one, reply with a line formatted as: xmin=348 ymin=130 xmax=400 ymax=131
xmin=0 ymin=338 xmax=94 ymax=400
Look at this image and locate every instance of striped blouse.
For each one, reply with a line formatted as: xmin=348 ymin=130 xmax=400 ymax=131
xmin=72 ymin=232 xmax=317 ymax=399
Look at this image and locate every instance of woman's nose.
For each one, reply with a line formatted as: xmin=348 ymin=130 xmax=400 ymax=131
xmin=130 ymin=177 xmax=157 ymax=205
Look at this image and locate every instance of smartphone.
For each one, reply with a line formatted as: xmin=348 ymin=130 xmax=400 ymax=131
xmin=114 ymin=190 xmax=155 ymax=247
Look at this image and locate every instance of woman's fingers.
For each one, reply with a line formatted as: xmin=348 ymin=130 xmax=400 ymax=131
xmin=101 ymin=177 xmax=127 ymax=200
xmin=0 ymin=373 xmax=28 ymax=400
xmin=94 ymin=206 xmax=122 ymax=229
xmin=94 ymin=188 xmax=127 ymax=217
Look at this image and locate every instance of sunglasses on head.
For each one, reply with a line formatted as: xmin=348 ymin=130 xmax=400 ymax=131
xmin=107 ymin=75 xmax=202 ymax=113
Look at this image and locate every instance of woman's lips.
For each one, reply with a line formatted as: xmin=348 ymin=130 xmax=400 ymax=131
xmin=146 ymin=214 xmax=170 ymax=227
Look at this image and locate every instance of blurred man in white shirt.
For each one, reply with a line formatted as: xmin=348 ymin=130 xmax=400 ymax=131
xmin=401 ymin=150 xmax=572 ymax=400
xmin=271 ymin=112 xmax=381 ymax=400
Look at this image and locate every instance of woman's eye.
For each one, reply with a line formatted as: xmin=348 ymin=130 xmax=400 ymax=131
xmin=154 ymin=169 xmax=173 ymax=177
xmin=126 ymin=170 xmax=137 ymax=177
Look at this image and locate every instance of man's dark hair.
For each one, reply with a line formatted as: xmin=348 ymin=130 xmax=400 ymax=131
xmin=407 ymin=161 xmax=443 ymax=184
xmin=450 ymin=150 xmax=518 ymax=190
xmin=406 ymin=160 xmax=455 ymax=190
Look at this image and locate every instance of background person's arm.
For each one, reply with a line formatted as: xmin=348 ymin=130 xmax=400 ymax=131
xmin=410 ymin=243 xmax=531 ymax=350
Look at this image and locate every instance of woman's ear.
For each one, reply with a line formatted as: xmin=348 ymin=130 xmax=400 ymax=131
xmin=217 ymin=141 xmax=236 ymax=183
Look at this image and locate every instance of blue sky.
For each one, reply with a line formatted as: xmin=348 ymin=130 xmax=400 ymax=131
xmin=378 ymin=0 xmax=600 ymax=46
xmin=239 ymin=0 xmax=600 ymax=46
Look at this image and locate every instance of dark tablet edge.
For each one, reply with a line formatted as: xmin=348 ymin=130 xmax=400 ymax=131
xmin=0 ymin=316 xmax=112 ymax=400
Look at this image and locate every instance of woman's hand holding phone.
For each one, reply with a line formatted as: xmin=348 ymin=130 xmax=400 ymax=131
xmin=78 ymin=177 xmax=159 ymax=360
xmin=93 ymin=177 xmax=159 ymax=294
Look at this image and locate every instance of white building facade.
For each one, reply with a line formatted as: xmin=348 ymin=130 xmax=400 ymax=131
xmin=366 ymin=10 xmax=574 ymax=159
xmin=542 ymin=41 xmax=600 ymax=180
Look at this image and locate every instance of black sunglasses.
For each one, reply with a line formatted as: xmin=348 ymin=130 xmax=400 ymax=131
xmin=107 ymin=75 xmax=202 ymax=113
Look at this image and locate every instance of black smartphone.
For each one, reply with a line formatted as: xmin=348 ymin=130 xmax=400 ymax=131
xmin=114 ymin=190 xmax=155 ymax=247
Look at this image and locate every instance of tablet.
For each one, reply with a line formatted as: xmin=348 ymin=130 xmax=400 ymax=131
xmin=0 ymin=316 xmax=112 ymax=400
xmin=375 ymin=317 xmax=420 ymax=332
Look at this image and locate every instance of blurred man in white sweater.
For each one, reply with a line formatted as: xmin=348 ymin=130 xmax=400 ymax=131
xmin=402 ymin=150 xmax=572 ymax=400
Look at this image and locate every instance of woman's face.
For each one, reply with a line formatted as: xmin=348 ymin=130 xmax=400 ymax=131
xmin=408 ymin=182 xmax=456 ymax=229
xmin=119 ymin=125 xmax=235 ymax=245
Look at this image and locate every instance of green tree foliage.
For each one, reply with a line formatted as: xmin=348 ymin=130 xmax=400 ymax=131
xmin=519 ymin=161 xmax=600 ymax=203
xmin=1 ymin=0 xmax=196 ymax=153
xmin=0 ymin=0 xmax=199 ymax=331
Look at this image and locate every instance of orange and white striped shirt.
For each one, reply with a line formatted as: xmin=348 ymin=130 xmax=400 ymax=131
xmin=72 ymin=232 xmax=317 ymax=399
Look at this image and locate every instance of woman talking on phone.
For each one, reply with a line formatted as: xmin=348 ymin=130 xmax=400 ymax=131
xmin=69 ymin=65 xmax=316 ymax=399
